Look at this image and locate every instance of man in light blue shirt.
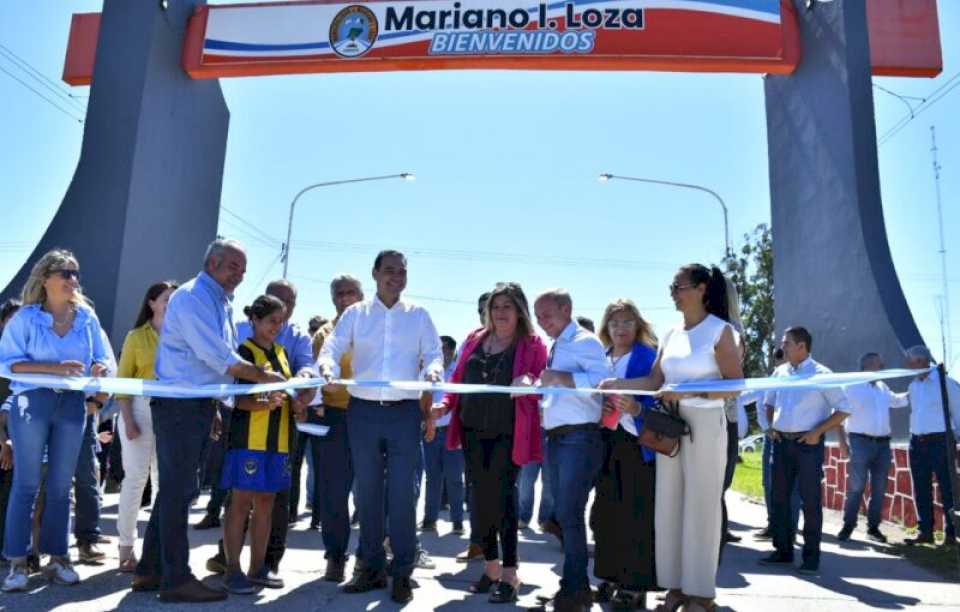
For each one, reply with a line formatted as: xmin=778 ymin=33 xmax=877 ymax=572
xmin=533 ymin=289 xmax=610 ymax=612
xmin=134 ymin=239 xmax=286 ymax=603
xmin=760 ymin=326 xmax=849 ymax=575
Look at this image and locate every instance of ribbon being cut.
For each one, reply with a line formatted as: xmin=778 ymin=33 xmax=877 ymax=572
xmin=0 ymin=366 xmax=933 ymax=401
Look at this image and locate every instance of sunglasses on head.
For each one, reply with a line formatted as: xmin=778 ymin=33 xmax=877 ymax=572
xmin=50 ymin=269 xmax=80 ymax=281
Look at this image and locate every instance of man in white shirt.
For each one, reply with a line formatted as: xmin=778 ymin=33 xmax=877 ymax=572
xmin=902 ymin=345 xmax=960 ymax=546
xmin=533 ymin=289 xmax=611 ymax=612
xmin=317 ymin=250 xmax=443 ymax=604
xmin=838 ymin=353 xmax=909 ymax=543
xmin=760 ymin=327 xmax=850 ymax=575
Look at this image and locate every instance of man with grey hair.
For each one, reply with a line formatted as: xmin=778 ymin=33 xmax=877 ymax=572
xmin=903 ymin=345 xmax=960 ymax=546
xmin=134 ymin=238 xmax=287 ymax=602
xmin=306 ymin=273 xmax=364 ymax=582
xmin=838 ymin=352 xmax=908 ymax=543
xmin=532 ymin=289 xmax=610 ymax=612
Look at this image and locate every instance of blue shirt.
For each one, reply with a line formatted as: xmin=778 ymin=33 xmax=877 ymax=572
xmin=540 ymin=321 xmax=611 ymax=430
xmin=155 ymin=272 xmax=242 ymax=386
xmin=236 ymin=320 xmax=314 ymax=374
xmin=0 ymin=303 xmax=112 ymax=394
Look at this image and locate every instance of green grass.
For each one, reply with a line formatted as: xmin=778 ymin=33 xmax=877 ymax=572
xmin=731 ymin=451 xmax=763 ymax=499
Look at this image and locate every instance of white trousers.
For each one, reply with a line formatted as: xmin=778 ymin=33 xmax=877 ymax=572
xmin=116 ymin=397 xmax=159 ymax=549
xmin=655 ymin=404 xmax=728 ymax=599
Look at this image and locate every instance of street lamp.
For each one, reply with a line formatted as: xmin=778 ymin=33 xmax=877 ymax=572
xmin=599 ymin=173 xmax=731 ymax=256
xmin=282 ymin=173 xmax=415 ymax=278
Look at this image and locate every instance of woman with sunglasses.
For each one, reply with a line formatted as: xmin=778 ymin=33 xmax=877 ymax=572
xmin=114 ymin=280 xmax=178 ymax=573
xmin=600 ymin=264 xmax=742 ymax=612
xmin=433 ymin=282 xmax=547 ymax=604
xmin=0 ymin=250 xmax=112 ymax=592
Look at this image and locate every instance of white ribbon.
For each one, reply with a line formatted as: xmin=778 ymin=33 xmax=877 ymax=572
xmin=1 ymin=367 xmax=931 ymax=401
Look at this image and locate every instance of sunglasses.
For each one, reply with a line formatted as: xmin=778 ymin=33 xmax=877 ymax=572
xmin=669 ymin=282 xmax=695 ymax=293
xmin=50 ymin=269 xmax=81 ymax=281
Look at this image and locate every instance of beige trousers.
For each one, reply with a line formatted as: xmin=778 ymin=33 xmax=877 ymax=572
xmin=654 ymin=403 xmax=728 ymax=599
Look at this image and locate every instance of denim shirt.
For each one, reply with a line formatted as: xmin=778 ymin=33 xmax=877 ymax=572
xmin=154 ymin=272 xmax=242 ymax=386
xmin=0 ymin=303 xmax=111 ymax=394
xmin=236 ymin=320 xmax=314 ymax=374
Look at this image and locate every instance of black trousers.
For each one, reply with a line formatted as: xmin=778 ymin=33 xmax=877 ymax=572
xmin=463 ymin=430 xmax=519 ymax=567
xmin=772 ymin=438 xmax=824 ymax=564
xmin=593 ymin=427 xmax=657 ymax=590
xmin=720 ymin=419 xmax=739 ymax=559
xmin=0 ymin=466 xmax=11 ymax=554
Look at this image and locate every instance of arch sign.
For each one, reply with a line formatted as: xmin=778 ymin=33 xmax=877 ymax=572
xmin=62 ymin=0 xmax=940 ymax=83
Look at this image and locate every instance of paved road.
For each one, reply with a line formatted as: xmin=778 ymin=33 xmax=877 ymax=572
xmin=2 ymin=484 xmax=959 ymax=611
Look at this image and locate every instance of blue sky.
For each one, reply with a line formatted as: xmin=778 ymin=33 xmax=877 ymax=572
xmin=1 ymin=1 xmax=958 ymax=366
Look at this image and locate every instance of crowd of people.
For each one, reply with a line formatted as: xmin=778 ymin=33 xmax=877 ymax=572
xmin=0 ymin=240 xmax=957 ymax=612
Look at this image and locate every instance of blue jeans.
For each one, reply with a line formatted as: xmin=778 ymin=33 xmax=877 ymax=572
xmin=136 ymin=398 xmax=216 ymax=589
xmin=772 ymin=438 xmax=824 ymax=565
xmin=423 ymin=427 xmax=465 ymax=524
xmin=74 ymin=411 xmax=102 ymax=545
xmin=547 ymin=427 xmax=602 ymax=596
xmin=843 ymin=434 xmax=892 ymax=529
xmin=348 ymin=398 xmax=421 ymax=578
xmin=518 ymin=428 xmax=553 ymax=525
xmin=909 ymin=433 xmax=956 ymax=538
xmin=762 ymin=435 xmax=800 ymax=530
xmin=3 ymin=389 xmax=86 ymax=559
xmin=309 ymin=408 xmax=354 ymax=560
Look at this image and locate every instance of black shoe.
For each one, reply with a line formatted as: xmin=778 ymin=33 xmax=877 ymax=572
xmin=452 ymin=521 xmax=465 ymax=535
xmin=489 ymin=580 xmax=519 ymax=604
xmin=308 ymin=521 xmax=320 ymax=531
xmin=758 ymin=552 xmax=794 ymax=566
xmin=905 ymin=532 xmax=935 ymax=546
xmin=541 ymin=518 xmax=564 ymax=544
xmin=554 ymin=591 xmax=588 ymax=612
xmin=866 ymin=528 xmax=887 ymax=543
xmin=419 ymin=520 xmax=437 ymax=532
xmin=343 ymin=569 xmax=387 ymax=593
xmin=350 ymin=512 xmax=360 ymax=527
xmin=324 ymin=558 xmax=346 ymax=583
xmin=469 ymin=573 xmax=497 ymax=594
xmin=797 ymin=560 xmax=819 ymax=575
xmin=391 ymin=576 xmax=414 ymax=604
xmin=194 ymin=514 xmax=221 ymax=530
xmin=837 ymin=524 xmax=854 ymax=541
xmin=594 ymin=581 xmax=616 ymax=603
xmin=610 ymin=588 xmax=646 ymax=610
xmin=754 ymin=527 xmax=774 ymax=540
xmin=722 ymin=531 xmax=742 ymax=543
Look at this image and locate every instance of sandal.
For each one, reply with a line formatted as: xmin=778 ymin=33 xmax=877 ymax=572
xmin=489 ymin=580 xmax=519 ymax=604
xmin=654 ymin=590 xmax=687 ymax=612
xmin=469 ymin=573 xmax=498 ymax=594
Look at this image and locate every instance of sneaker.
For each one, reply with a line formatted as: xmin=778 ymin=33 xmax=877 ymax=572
xmin=248 ymin=565 xmax=284 ymax=589
xmin=43 ymin=557 xmax=80 ymax=585
xmin=837 ymin=524 xmax=854 ymax=542
xmin=419 ymin=520 xmax=437 ymax=533
xmin=223 ymin=570 xmax=256 ymax=594
xmin=194 ymin=514 xmax=221 ymax=530
xmin=415 ymin=548 xmax=436 ymax=570
xmin=452 ymin=521 xmax=465 ymax=535
xmin=78 ymin=542 xmax=106 ymax=563
xmin=866 ymin=528 xmax=887 ymax=544
xmin=2 ymin=564 xmax=29 ymax=592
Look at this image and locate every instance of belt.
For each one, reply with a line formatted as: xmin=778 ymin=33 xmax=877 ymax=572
xmin=850 ymin=432 xmax=891 ymax=443
xmin=546 ymin=422 xmax=599 ymax=440
xmin=774 ymin=430 xmax=808 ymax=441
xmin=912 ymin=432 xmax=947 ymax=441
xmin=355 ymin=398 xmax=406 ymax=407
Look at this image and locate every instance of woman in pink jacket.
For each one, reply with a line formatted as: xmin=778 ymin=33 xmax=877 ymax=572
xmin=434 ymin=282 xmax=547 ymax=604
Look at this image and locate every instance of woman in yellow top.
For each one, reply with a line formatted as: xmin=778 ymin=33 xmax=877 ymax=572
xmin=220 ymin=294 xmax=295 ymax=594
xmin=115 ymin=281 xmax=177 ymax=572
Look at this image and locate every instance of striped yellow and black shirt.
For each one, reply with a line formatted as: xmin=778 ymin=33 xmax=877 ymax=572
xmin=230 ymin=339 xmax=293 ymax=454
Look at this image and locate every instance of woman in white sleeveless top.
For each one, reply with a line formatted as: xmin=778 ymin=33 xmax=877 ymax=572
xmin=601 ymin=264 xmax=741 ymax=612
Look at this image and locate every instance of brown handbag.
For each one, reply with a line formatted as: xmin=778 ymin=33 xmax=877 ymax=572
xmin=638 ymin=400 xmax=691 ymax=458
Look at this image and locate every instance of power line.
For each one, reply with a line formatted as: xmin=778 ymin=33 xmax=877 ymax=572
xmin=220 ymin=218 xmax=282 ymax=250
xmin=0 ymin=43 xmax=86 ymax=112
xmin=221 ymin=207 xmax=282 ymax=247
xmin=878 ymin=72 xmax=960 ymax=146
xmin=0 ymin=64 xmax=84 ymax=124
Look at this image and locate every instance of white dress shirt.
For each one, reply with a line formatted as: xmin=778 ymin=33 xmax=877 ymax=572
xmin=433 ymin=361 xmax=456 ymax=427
xmin=906 ymin=369 xmax=960 ymax=435
xmin=843 ymin=381 xmax=908 ymax=437
xmin=317 ymin=296 xmax=443 ymax=402
xmin=765 ymin=356 xmax=850 ymax=433
xmin=540 ymin=321 xmax=611 ymax=430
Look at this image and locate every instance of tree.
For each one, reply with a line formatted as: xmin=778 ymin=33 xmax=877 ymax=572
xmin=721 ymin=223 xmax=775 ymax=378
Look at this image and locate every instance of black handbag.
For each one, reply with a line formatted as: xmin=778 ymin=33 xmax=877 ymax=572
xmin=638 ymin=400 xmax=691 ymax=458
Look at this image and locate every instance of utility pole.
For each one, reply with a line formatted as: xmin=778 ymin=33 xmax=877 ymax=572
xmin=932 ymin=126 xmax=951 ymax=366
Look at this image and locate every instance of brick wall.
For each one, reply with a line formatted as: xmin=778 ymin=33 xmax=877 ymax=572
xmin=821 ymin=443 xmax=947 ymax=530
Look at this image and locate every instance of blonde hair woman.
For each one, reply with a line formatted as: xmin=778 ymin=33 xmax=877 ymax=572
xmin=0 ymin=249 xmax=111 ymax=592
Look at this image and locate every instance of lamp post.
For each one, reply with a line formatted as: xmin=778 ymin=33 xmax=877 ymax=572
xmin=282 ymin=173 xmax=415 ymax=278
xmin=599 ymin=173 xmax=731 ymax=256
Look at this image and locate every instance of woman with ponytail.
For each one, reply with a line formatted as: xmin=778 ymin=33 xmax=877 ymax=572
xmin=600 ymin=264 xmax=743 ymax=612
